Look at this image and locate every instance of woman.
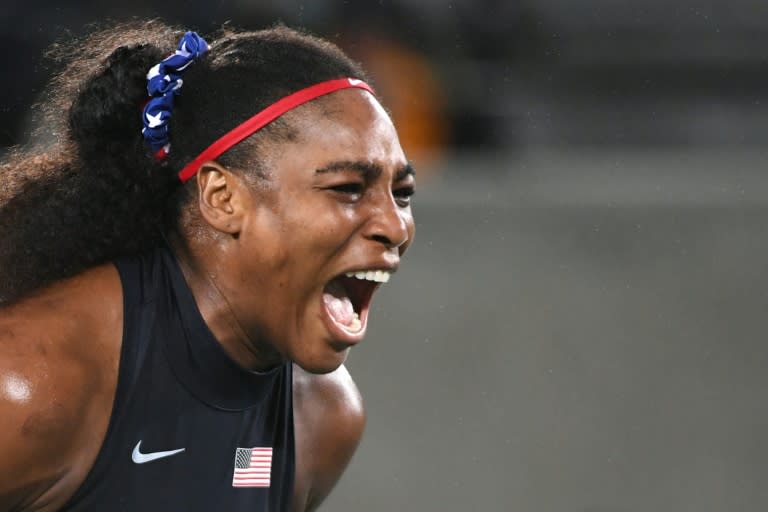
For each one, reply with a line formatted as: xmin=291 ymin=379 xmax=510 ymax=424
xmin=0 ymin=20 xmax=415 ymax=511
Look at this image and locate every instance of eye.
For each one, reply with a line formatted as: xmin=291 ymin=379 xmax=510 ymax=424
xmin=328 ymin=182 xmax=364 ymax=201
xmin=393 ymin=186 xmax=415 ymax=207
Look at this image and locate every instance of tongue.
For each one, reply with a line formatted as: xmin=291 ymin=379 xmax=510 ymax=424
xmin=323 ymin=280 xmax=355 ymax=325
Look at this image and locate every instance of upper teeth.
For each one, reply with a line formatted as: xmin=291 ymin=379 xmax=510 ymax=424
xmin=345 ymin=270 xmax=391 ymax=283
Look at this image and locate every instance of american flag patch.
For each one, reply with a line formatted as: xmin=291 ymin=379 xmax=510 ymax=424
xmin=232 ymin=447 xmax=273 ymax=488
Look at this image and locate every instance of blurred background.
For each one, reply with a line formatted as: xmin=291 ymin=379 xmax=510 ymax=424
xmin=3 ymin=1 xmax=768 ymax=510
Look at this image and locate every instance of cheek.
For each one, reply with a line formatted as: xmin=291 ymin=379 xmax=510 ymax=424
xmin=407 ymin=214 xmax=416 ymax=238
xmin=296 ymin=201 xmax=357 ymax=248
xmin=401 ymin=212 xmax=416 ymax=254
xmin=245 ymin=214 xmax=338 ymax=276
xmin=243 ymin=187 xmax=359 ymax=272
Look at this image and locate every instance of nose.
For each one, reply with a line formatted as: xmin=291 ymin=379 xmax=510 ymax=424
xmin=364 ymin=193 xmax=411 ymax=251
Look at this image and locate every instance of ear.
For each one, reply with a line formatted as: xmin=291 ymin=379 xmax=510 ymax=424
xmin=195 ymin=161 xmax=246 ymax=236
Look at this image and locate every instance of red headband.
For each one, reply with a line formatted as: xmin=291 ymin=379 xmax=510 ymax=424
xmin=177 ymin=77 xmax=375 ymax=183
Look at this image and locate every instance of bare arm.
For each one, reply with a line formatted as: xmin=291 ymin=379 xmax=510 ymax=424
xmin=0 ymin=266 xmax=122 ymax=511
xmin=0 ymin=327 xmax=85 ymax=510
xmin=292 ymin=364 xmax=366 ymax=512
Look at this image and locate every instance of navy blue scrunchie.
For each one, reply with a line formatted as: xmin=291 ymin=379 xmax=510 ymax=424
xmin=142 ymin=31 xmax=209 ymax=160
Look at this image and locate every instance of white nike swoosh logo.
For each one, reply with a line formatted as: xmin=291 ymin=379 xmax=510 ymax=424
xmin=132 ymin=440 xmax=185 ymax=464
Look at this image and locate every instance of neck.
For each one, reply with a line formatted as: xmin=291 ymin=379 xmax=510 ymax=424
xmin=168 ymin=237 xmax=284 ymax=372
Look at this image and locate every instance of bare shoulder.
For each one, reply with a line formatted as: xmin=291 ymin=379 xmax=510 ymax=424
xmin=0 ymin=264 xmax=123 ymax=511
xmin=293 ymin=363 xmax=364 ymax=416
xmin=292 ymin=363 xmax=366 ymax=512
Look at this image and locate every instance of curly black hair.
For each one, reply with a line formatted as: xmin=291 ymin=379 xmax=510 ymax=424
xmin=0 ymin=20 xmax=368 ymax=305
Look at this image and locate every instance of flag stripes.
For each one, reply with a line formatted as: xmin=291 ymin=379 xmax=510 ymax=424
xmin=232 ymin=447 xmax=272 ymax=488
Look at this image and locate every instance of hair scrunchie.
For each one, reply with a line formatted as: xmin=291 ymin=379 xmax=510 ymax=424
xmin=142 ymin=31 xmax=209 ymax=161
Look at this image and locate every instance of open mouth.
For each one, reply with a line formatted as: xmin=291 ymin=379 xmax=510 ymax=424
xmin=322 ymin=270 xmax=391 ymax=336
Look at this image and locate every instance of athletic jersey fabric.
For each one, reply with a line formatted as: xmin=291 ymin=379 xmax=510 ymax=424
xmin=61 ymin=246 xmax=295 ymax=511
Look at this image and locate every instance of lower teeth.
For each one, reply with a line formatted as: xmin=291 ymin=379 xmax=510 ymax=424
xmin=347 ymin=310 xmax=362 ymax=331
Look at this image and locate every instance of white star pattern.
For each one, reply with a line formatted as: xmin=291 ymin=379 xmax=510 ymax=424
xmin=142 ymin=32 xmax=210 ymax=156
xmin=145 ymin=112 xmax=165 ymax=128
xmin=147 ymin=64 xmax=161 ymax=80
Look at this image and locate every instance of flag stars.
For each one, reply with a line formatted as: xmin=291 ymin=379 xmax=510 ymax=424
xmin=147 ymin=64 xmax=161 ymax=80
xmin=142 ymin=32 xmax=209 ymax=159
xmin=145 ymin=112 xmax=165 ymax=129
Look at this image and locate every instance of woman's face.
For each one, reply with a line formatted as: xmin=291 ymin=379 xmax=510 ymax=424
xmin=224 ymin=89 xmax=416 ymax=374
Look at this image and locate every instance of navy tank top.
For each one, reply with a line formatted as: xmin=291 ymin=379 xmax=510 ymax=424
xmin=61 ymin=246 xmax=295 ymax=511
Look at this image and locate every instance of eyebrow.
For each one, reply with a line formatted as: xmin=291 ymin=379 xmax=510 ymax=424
xmin=315 ymin=160 xmax=416 ymax=181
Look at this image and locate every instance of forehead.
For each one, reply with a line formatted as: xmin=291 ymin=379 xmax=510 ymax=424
xmin=282 ymin=90 xmax=406 ymax=167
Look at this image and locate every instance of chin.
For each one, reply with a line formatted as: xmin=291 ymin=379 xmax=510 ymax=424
xmin=292 ymin=345 xmax=350 ymax=375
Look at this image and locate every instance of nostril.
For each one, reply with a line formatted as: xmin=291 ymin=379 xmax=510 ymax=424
xmin=371 ymin=234 xmax=392 ymax=246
